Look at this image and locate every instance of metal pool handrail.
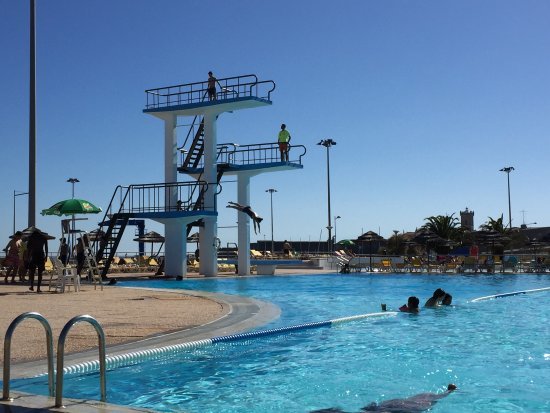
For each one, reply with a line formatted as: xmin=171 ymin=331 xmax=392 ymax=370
xmin=2 ymin=312 xmax=54 ymax=400
xmin=55 ymin=315 xmax=107 ymax=408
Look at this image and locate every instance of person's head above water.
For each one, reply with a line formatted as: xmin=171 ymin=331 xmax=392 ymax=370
xmin=408 ymin=296 xmax=420 ymax=309
xmin=442 ymin=293 xmax=453 ymax=305
xmin=432 ymin=288 xmax=446 ymax=298
xmin=447 ymin=383 xmax=457 ymax=391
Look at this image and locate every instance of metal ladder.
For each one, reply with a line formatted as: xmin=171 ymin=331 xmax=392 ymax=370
xmin=82 ymin=233 xmax=103 ymax=290
xmin=2 ymin=312 xmax=107 ymax=408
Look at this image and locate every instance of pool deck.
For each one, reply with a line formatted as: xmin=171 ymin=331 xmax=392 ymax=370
xmin=0 ymin=268 xmax=328 ymax=412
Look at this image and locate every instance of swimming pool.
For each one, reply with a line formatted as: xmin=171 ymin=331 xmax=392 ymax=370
xmin=11 ymin=273 xmax=550 ymax=412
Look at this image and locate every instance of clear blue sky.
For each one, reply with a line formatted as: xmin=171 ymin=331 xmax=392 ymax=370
xmin=2 ymin=0 xmax=549 ymax=253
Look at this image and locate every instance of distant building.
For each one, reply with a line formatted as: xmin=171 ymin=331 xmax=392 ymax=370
xmin=460 ymin=208 xmax=474 ymax=231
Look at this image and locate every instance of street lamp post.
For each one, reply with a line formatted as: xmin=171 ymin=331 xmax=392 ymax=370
xmin=67 ymin=178 xmax=80 ymax=249
xmin=317 ymin=138 xmax=337 ymax=252
xmin=13 ymin=190 xmax=29 ymax=234
xmin=499 ymin=167 xmax=514 ymax=229
xmin=265 ymin=189 xmax=277 ymax=253
xmin=334 ymin=215 xmax=341 ymax=245
xmin=67 ymin=177 xmax=80 ymax=199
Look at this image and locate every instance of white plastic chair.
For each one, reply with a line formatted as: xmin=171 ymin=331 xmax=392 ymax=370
xmin=51 ymin=257 xmax=80 ymax=293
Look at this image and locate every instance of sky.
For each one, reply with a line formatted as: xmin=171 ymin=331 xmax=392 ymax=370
xmin=1 ymin=0 xmax=549 ymax=254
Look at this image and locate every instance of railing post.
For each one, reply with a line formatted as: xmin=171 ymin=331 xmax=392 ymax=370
xmin=3 ymin=312 xmax=54 ymax=400
xmin=55 ymin=315 xmax=106 ymax=408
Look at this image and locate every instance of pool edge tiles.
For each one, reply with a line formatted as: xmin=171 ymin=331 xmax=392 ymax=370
xmin=54 ymin=312 xmax=398 ymax=377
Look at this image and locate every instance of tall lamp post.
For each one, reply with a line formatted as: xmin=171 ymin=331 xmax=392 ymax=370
xmin=317 ymin=138 xmax=337 ymax=252
xmin=13 ymin=190 xmax=29 ymax=234
xmin=28 ymin=0 xmax=36 ymax=228
xmin=334 ymin=215 xmax=341 ymax=245
xmin=499 ymin=167 xmax=514 ymax=229
xmin=265 ymin=188 xmax=277 ymax=253
xmin=67 ymin=177 xmax=80 ymax=199
xmin=67 ymin=178 xmax=80 ymax=248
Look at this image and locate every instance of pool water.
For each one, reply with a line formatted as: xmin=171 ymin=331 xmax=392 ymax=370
xmin=11 ymin=273 xmax=550 ymax=412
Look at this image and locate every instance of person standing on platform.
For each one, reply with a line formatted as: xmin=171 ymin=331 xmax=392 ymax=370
xmin=278 ymin=124 xmax=291 ymax=161
xmin=207 ymin=71 xmax=221 ymax=101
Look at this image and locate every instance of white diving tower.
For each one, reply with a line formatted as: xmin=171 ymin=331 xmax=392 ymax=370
xmin=143 ymin=74 xmax=305 ymax=277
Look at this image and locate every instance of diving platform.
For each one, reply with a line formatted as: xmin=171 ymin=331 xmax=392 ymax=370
xmin=92 ymin=181 xmax=215 ymax=277
xmin=178 ymin=143 xmax=306 ymax=176
xmin=143 ymin=74 xmax=275 ymax=117
xmin=141 ymin=73 xmax=306 ymax=278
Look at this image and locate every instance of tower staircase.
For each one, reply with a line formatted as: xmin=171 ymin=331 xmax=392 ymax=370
xmin=180 ymin=116 xmax=205 ymax=171
xmin=92 ymin=180 xmax=213 ymax=278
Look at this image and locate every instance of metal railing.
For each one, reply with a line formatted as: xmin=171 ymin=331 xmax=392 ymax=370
xmin=101 ymin=181 xmax=212 ymax=217
xmin=179 ymin=143 xmax=239 ymax=170
xmin=55 ymin=315 xmax=106 ymax=408
xmin=3 ymin=312 xmax=54 ymax=400
xmin=145 ymin=74 xmax=276 ymax=110
xmin=179 ymin=142 xmax=307 ymax=170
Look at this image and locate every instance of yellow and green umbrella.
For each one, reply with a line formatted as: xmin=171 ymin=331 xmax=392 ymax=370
xmin=41 ymin=198 xmax=102 ymax=216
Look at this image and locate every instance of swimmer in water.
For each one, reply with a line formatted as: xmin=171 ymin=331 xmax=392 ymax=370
xmin=310 ymin=384 xmax=457 ymax=413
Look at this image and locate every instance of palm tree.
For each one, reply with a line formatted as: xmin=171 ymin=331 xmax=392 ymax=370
xmin=422 ymin=213 xmax=462 ymax=242
xmin=479 ymin=215 xmax=508 ymax=234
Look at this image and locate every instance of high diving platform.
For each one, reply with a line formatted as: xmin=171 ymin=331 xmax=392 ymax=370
xmin=90 ymin=74 xmax=306 ymax=279
xmin=143 ymin=74 xmax=275 ymax=117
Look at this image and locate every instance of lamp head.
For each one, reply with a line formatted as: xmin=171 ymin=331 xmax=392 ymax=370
xmin=317 ymin=139 xmax=337 ymax=147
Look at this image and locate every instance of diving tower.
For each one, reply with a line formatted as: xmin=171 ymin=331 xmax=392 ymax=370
xmin=142 ymin=74 xmax=305 ymax=277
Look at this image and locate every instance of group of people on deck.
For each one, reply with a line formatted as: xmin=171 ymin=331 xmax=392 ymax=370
xmin=2 ymin=229 xmax=93 ymax=293
xmin=399 ymin=288 xmax=453 ymax=313
xmin=3 ymin=229 xmax=49 ymax=293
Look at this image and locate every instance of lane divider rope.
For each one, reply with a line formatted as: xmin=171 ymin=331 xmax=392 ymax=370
xmin=50 ymin=311 xmax=397 ymax=377
xmin=470 ymin=286 xmax=550 ymax=302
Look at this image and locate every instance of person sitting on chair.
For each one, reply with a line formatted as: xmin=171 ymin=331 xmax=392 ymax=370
xmin=226 ymin=201 xmax=263 ymax=234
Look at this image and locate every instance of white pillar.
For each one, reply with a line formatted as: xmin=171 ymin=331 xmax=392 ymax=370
xmin=237 ymin=174 xmax=251 ymax=275
xmin=165 ymin=222 xmax=187 ymax=277
xmin=199 ymin=111 xmax=218 ymax=276
xmin=163 ymin=114 xmax=186 ymax=277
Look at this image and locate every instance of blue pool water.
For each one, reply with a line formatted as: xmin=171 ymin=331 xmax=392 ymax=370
xmin=11 ymin=273 xmax=550 ymax=412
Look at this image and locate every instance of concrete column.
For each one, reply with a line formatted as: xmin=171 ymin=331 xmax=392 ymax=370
xmin=163 ymin=114 xmax=185 ymax=277
xmin=199 ymin=111 xmax=218 ymax=276
xmin=164 ymin=222 xmax=187 ymax=277
xmin=237 ymin=174 xmax=251 ymax=275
